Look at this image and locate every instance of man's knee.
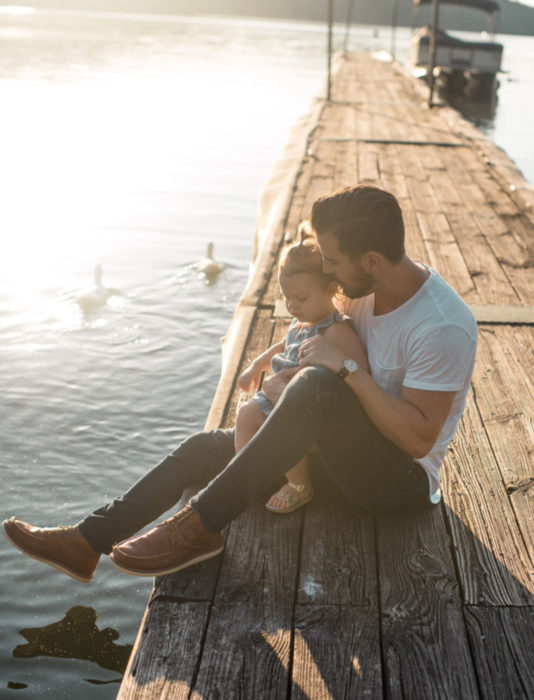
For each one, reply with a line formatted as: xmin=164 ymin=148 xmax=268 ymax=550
xmin=171 ymin=429 xmax=235 ymax=462
xmin=284 ymin=365 xmax=340 ymax=404
xmin=283 ymin=365 xmax=366 ymax=420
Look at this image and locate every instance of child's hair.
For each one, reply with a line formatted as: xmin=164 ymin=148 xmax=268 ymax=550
xmin=278 ymin=221 xmax=337 ymax=290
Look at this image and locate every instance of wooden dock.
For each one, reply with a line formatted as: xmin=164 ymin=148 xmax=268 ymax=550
xmin=118 ymin=52 xmax=534 ymax=699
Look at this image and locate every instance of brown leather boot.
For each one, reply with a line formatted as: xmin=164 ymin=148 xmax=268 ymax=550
xmin=3 ymin=518 xmax=101 ymax=583
xmin=109 ymin=504 xmax=223 ymax=577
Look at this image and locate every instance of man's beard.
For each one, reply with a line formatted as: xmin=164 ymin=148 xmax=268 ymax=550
xmin=339 ymin=271 xmax=375 ymax=299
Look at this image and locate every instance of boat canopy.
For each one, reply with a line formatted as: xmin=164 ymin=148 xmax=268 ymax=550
xmin=413 ymin=25 xmax=504 ymax=53
xmin=413 ymin=0 xmax=500 ymax=13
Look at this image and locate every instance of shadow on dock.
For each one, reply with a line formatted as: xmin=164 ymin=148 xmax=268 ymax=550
xmin=120 ymin=471 xmax=534 ymax=697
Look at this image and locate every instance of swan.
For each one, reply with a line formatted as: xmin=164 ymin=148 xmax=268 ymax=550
xmin=75 ymin=264 xmax=118 ymax=314
xmin=194 ymin=242 xmax=225 ymax=282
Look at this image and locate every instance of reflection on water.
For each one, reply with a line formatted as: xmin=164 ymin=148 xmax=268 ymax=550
xmin=439 ymin=86 xmax=499 ymax=126
xmin=13 ymin=606 xmax=132 ymax=676
xmin=438 ymin=81 xmax=499 ymax=126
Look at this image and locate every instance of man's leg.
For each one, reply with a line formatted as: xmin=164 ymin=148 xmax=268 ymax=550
xmin=191 ymin=367 xmax=428 ymax=531
xmin=78 ymin=428 xmax=236 ymax=553
xmin=3 ymin=429 xmax=235 ymax=581
xmin=111 ymin=367 xmax=429 ymax=576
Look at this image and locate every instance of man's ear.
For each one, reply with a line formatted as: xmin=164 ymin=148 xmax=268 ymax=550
xmin=360 ymin=251 xmax=382 ymax=271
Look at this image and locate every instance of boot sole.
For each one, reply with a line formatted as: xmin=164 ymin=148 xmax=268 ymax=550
xmin=2 ymin=521 xmax=93 ymax=583
xmin=109 ymin=544 xmax=224 ymax=577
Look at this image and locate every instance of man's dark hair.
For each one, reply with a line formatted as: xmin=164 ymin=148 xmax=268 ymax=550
xmin=310 ymin=185 xmax=405 ymax=264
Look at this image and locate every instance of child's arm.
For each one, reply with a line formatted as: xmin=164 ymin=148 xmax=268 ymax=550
xmin=322 ymin=321 xmax=370 ymax=373
xmin=238 ymin=339 xmax=285 ymax=393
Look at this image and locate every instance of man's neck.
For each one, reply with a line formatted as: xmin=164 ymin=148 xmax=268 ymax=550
xmin=373 ymin=257 xmax=430 ymax=316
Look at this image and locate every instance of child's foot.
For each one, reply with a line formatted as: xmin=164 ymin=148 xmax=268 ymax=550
xmin=265 ymin=482 xmax=314 ymax=514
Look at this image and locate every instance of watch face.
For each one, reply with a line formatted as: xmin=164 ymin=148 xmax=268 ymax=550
xmin=344 ymin=359 xmax=358 ymax=373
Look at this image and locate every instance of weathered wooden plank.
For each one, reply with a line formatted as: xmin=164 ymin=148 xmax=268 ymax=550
xmin=470 ymin=304 xmax=534 ymax=323
xmin=416 ymin=210 xmax=481 ymax=302
xmin=428 ymin=172 xmax=521 ymax=306
xmin=302 ymin=175 xmax=335 ymax=224
xmin=118 ymin=601 xmax=210 ymax=699
xmin=320 ymin=102 xmax=344 ymax=140
xmin=426 ymin=169 xmax=463 ymax=207
xmin=445 ymin=208 xmax=519 ymax=305
xmin=312 ymin=139 xmax=337 ymax=181
xmin=191 ymin=503 xmax=301 ymax=699
xmin=442 ymin=391 xmax=534 ymax=604
xmin=472 ymin=327 xmax=534 ymax=572
xmin=291 ymin=475 xmax=381 ymax=698
xmin=402 ymin=203 xmax=432 ymax=264
xmin=471 ymin=208 xmax=534 ymax=303
xmin=292 ymin=605 xmax=382 ymax=699
xmin=472 ymin=203 xmax=530 ymax=267
xmin=416 ymin=144 xmax=447 ymax=172
xmin=460 ymin=152 xmax=519 ymax=217
xmin=333 ymin=139 xmax=358 ymax=192
xmin=397 ymin=143 xmax=431 ymax=184
xmin=377 ymin=145 xmax=410 ymax=200
xmin=298 ymin=480 xmax=377 ymax=608
xmin=351 ymin=103 xmax=374 ymax=141
xmin=464 ymin=606 xmax=534 ymax=700
xmin=284 ymin=156 xmax=318 ymax=230
xmin=358 ymin=142 xmax=381 ymax=184
xmin=376 ymin=505 xmax=480 ymax=698
xmin=473 ymin=327 xmax=534 ymax=487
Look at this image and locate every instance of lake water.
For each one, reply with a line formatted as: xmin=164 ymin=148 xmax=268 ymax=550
xmin=1 ymin=8 xmax=533 ymax=697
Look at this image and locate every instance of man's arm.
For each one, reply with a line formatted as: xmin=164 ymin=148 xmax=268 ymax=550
xmin=322 ymin=321 xmax=370 ymax=373
xmin=298 ymin=335 xmax=455 ymax=459
xmin=263 ymin=321 xmax=368 ymax=405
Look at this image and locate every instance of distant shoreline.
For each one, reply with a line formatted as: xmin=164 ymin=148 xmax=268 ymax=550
xmin=7 ymin=1 xmax=534 ymax=38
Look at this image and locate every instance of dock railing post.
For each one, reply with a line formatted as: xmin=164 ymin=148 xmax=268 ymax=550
xmin=391 ymin=0 xmax=399 ymax=60
xmin=428 ymin=0 xmax=440 ymax=106
xmin=327 ymin=0 xmax=334 ymax=101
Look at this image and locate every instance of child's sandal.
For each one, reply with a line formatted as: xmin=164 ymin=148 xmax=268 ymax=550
xmin=265 ymin=482 xmax=314 ymax=514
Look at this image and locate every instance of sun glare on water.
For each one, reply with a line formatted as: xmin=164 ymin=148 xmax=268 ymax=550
xmin=0 ymin=11 xmax=297 ymax=335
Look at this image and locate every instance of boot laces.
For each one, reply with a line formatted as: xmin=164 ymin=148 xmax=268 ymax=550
xmin=161 ymin=506 xmax=193 ymax=541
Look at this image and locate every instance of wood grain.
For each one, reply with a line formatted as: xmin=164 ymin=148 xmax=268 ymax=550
xmin=376 ymin=505 xmax=480 ymax=699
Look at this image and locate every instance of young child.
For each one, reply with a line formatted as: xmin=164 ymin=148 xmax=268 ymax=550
xmin=235 ymin=222 xmax=367 ymax=514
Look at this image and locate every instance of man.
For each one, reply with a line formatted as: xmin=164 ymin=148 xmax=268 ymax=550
xmin=3 ymin=185 xmax=477 ymax=582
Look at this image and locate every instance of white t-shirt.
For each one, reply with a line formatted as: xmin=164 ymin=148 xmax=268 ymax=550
xmin=339 ymin=265 xmax=478 ymax=503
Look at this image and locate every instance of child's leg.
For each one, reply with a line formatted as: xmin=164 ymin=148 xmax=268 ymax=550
xmin=285 ymin=456 xmax=312 ymax=487
xmin=265 ymin=455 xmax=314 ymax=513
xmin=235 ymin=400 xmax=267 ymax=453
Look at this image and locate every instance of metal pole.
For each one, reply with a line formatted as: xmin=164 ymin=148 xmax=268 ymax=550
xmin=343 ymin=0 xmax=354 ymax=53
xmin=327 ymin=0 xmax=334 ymax=101
xmin=428 ymin=0 xmax=440 ymax=107
xmin=391 ymin=0 xmax=398 ymax=60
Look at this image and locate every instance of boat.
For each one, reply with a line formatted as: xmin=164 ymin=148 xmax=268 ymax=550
xmin=410 ymin=0 xmax=503 ymax=99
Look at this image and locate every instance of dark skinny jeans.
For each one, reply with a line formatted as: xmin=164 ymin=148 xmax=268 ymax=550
xmin=79 ymin=367 xmax=430 ymax=554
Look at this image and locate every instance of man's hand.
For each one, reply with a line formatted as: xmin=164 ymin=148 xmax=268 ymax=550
xmin=262 ymin=367 xmax=301 ymax=403
xmin=298 ymin=335 xmax=345 ymax=374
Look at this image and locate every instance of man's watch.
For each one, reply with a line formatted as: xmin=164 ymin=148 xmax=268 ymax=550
xmin=337 ymin=358 xmax=359 ymax=380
